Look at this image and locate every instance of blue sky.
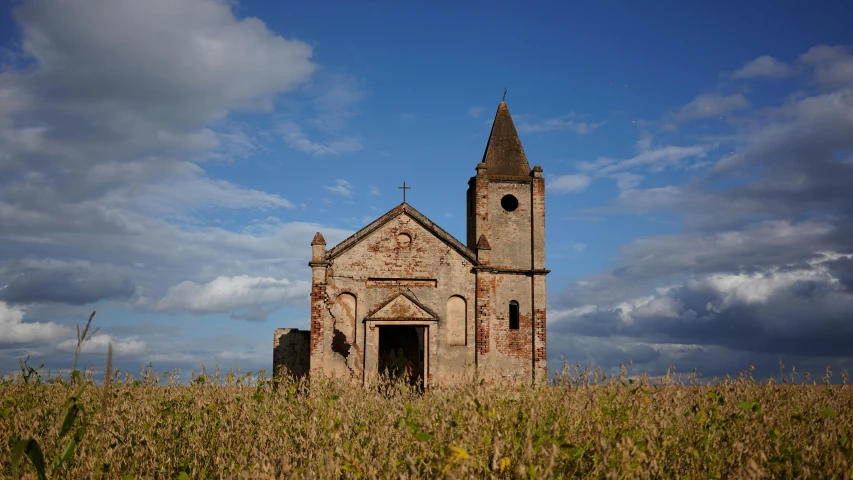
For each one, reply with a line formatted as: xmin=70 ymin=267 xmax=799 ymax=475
xmin=2 ymin=0 xmax=853 ymax=380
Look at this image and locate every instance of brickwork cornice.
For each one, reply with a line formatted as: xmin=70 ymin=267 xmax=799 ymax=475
xmin=472 ymin=267 xmax=550 ymax=275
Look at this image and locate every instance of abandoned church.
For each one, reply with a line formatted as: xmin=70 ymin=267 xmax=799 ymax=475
xmin=273 ymin=101 xmax=548 ymax=387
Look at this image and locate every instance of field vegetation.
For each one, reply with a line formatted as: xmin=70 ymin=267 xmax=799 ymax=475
xmin=2 ymin=316 xmax=852 ymax=478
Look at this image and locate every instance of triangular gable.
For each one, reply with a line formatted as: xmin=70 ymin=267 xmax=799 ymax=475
xmin=326 ymin=203 xmax=478 ymax=264
xmin=364 ymin=292 xmax=438 ymax=321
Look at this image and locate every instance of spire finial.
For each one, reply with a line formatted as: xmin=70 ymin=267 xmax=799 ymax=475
xmin=502 ymin=87 xmax=507 ymax=102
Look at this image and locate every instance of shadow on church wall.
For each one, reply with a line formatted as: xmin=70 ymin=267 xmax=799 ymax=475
xmin=273 ymin=328 xmax=310 ymax=379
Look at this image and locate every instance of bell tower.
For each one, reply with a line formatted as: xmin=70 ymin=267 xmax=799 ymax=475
xmin=467 ymin=101 xmax=548 ymax=382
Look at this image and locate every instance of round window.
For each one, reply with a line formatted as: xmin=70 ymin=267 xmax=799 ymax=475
xmin=396 ymin=232 xmax=412 ymax=246
xmin=501 ymin=194 xmax=519 ymax=212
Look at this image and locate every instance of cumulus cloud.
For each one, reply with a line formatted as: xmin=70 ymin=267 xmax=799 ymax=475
xmin=0 ymin=301 xmax=71 ymax=347
xmin=0 ymin=0 xmax=314 ymax=239
xmin=552 ymin=254 xmax=853 ymax=360
xmin=549 ymin=44 xmax=853 ymax=378
xmin=323 ymin=179 xmax=355 ymax=197
xmin=550 ymin=174 xmax=592 ymax=194
xmin=57 ymin=334 xmax=147 ymax=356
xmin=672 ymin=93 xmax=750 ymax=122
xmin=0 ymin=0 xmax=361 ymax=375
xmin=732 ymin=56 xmax=794 ymax=79
xmin=799 ymin=45 xmax=853 ymax=91
xmin=157 ymin=275 xmax=310 ymax=314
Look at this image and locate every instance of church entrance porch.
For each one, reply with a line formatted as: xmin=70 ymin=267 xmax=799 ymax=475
xmin=377 ymin=325 xmax=424 ymax=387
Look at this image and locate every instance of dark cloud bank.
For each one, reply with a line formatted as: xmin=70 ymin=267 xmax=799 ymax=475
xmin=548 ymin=47 xmax=853 ymax=380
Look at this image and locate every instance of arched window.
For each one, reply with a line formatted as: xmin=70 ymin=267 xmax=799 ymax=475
xmin=446 ymin=296 xmax=466 ymax=345
xmin=334 ymin=293 xmax=357 ymax=344
xmin=509 ymin=301 xmax=519 ymax=330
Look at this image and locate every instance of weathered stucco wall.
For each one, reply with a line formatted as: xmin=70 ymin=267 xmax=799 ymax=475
xmin=317 ymin=210 xmax=478 ymax=386
xmin=486 ymin=180 xmax=534 ymax=269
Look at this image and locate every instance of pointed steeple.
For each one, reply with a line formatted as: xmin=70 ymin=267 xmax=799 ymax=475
xmin=480 ymin=102 xmax=530 ymax=177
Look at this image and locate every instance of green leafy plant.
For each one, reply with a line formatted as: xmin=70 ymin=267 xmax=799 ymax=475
xmin=8 ymin=311 xmax=110 ymax=480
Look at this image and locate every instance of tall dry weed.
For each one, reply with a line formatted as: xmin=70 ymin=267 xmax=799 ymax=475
xmin=2 ymin=358 xmax=851 ymax=479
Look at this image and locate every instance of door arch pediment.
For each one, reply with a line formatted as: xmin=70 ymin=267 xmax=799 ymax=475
xmin=364 ymin=292 xmax=438 ymax=322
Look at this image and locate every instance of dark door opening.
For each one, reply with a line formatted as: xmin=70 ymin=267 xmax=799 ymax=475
xmin=377 ymin=325 xmax=424 ymax=387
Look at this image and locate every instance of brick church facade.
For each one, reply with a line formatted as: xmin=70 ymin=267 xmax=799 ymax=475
xmin=274 ymin=101 xmax=548 ymax=386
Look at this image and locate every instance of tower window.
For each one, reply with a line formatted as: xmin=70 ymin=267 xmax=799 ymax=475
xmin=509 ymin=301 xmax=519 ymax=329
xmin=501 ymin=194 xmax=519 ymax=212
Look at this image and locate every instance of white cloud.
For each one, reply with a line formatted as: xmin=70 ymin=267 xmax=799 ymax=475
xmin=313 ymin=75 xmax=363 ymax=116
xmin=548 ymin=304 xmax=597 ymax=324
xmin=673 ymin=93 xmax=749 ymax=122
xmin=550 ymin=174 xmax=592 ymax=194
xmin=280 ymin=122 xmax=363 ymax=156
xmin=517 ymin=116 xmax=606 ymax=134
xmin=629 ymin=295 xmax=682 ymax=320
xmin=368 ymin=186 xmax=380 ymax=196
xmin=613 ymin=172 xmax=643 ymax=191
xmin=695 ymin=254 xmax=850 ymax=310
xmin=57 ymin=334 xmax=146 ymax=356
xmin=579 ymin=145 xmax=709 ymax=177
xmin=0 ymin=301 xmax=72 ymax=346
xmin=570 ymin=243 xmax=587 ymax=252
xmin=468 ymin=107 xmax=485 ymax=118
xmin=127 ymin=177 xmax=295 ymax=213
xmin=157 ymin=275 xmax=310 ymax=314
xmin=549 ymin=253 xmax=853 ymax=341
xmin=0 ymin=0 xmax=317 ymax=244
xmin=308 ymin=73 xmax=365 ymax=133
xmin=800 ymin=45 xmax=853 ymax=90
xmin=323 ymin=179 xmax=354 ymax=197
xmin=614 ymin=185 xmax=682 ymax=211
xmin=13 ymin=0 xmax=316 ymax=126
xmin=555 ymin=144 xmax=700 ymax=194
xmin=732 ymin=56 xmax=794 ymax=79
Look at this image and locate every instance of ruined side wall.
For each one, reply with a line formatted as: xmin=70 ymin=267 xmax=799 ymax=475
xmin=273 ymin=328 xmax=310 ymax=379
xmin=322 ymin=212 xmax=477 ymax=386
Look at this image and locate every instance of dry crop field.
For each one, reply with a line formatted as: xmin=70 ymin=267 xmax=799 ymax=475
xmin=2 ymin=360 xmax=852 ymax=480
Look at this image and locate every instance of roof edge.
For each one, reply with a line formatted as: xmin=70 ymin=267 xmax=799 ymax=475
xmin=326 ymin=202 xmax=479 ymax=264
